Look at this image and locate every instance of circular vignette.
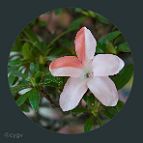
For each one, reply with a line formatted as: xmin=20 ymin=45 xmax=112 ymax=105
xmin=7 ymin=8 xmax=134 ymax=134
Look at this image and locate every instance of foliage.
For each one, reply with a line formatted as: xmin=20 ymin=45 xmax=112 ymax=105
xmin=8 ymin=8 xmax=134 ymax=133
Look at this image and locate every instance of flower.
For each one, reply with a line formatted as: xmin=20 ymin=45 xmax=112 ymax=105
xmin=49 ymin=27 xmax=124 ymax=111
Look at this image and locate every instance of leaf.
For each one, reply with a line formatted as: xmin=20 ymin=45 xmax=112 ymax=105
xmin=8 ymin=74 xmax=19 ymax=86
xmin=83 ymin=95 xmax=95 ymax=107
xmin=55 ymin=8 xmax=63 ymax=15
xmin=111 ymin=64 xmax=134 ymax=90
xmin=69 ymin=17 xmax=85 ymax=30
xmin=95 ymin=13 xmax=110 ymax=24
xmin=10 ymin=82 xmax=30 ymax=94
xmin=104 ymin=107 xmax=117 ymax=119
xmin=117 ymin=42 xmax=131 ymax=53
xmin=29 ymin=63 xmax=39 ymax=74
xmin=8 ymin=59 xmax=22 ymax=67
xmin=104 ymin=101 xmax=124 ymax=119
xmin=23 ymin=27 xmax=39 ymax=44
xmin=28 ymin=88 xmax=40 ymax=110
xmin=99 ymin=31 xmax=121 ymax=44
xmin=20 ymin=104 xmax=30 ymax=112
xmin=44 ymin=73 xmax=65 ymax=88
xmin=84 ymin=117 xmax=94 ymax=132
xmin=116 ymin=100 xmax=124 ymax=111
xmin=71 ymin=107 xmax=86 ymax=114
xmin=22 ymin=43 xmax=32 ymax=60
xmin=23 ymin=27 xmax=43 ymax=53
xmin=105 ymin=42 xmax=117 ymax=54
xmin=16 ymin=94 xmax=28 ymax=106
xmin=97 ymin=31 xmax=121 ymax=53
xmin=35 ymin=71 xmax=43 ymax=83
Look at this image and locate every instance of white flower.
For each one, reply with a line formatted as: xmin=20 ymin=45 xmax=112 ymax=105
xmin=49 ymin=27 xmax=124 ymax=111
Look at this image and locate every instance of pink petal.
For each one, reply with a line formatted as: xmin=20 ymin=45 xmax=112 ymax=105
xmin=92 ymin=54 xmax=124 ymax=76
xmin=75 ymin=27 xmax=97 ymax=64
xmin=60 ymin=77 xmax=88 ymax=111
xmin=87 ymin=77 xmax=118 ymax=106
xmin=49 ymin=56 xmax=83 ymax=77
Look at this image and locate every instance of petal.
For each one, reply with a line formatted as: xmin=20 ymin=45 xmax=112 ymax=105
xmin=92 ymin=54 xmax=124 ymax=76
xmin=49 ymin=56 xmax=83 ymax=77
xmin=75 ymin=27 xmax=97 ymax=64
xmin=60 ymin=77 xmax=88 ymax=111
xmin=87 ymin=77 xmax=118 ymax=106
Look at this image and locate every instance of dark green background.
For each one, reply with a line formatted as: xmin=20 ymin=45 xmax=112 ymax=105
xmin=0 ymin=0 xmax=142 ymax=143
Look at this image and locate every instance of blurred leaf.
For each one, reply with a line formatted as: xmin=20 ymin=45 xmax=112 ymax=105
xmin=8 ymin=59 xmax=22 ymax=67
xmin=97 ymin=31 xmax=121 ymax=53
xmin=84 ymin=117 xmax=94 ymax=132
xmin=55 ymin=8 xmax=63 ymax=15
xmin=116 ymin=100 xmax=124 ymax=111
xmin=22 ymin=43 xmax=32 ymax=60
xmin=104 ymin=101 xmax=124 ymax=119
xmin=83 ymin=95 xmax=95 ymax=107
xmin=29 ymin=63 xmax=39 ymax=74
xmin=11 ymin=82 xmax=30 ymax=95
xmin=96 ymin=47 xmax=104 ymax=54
xmin=117 ymin=42 xmax=131 ymax=53
xmin=28 ymin=88 xmax=40 ymax=110
xmin=95 ymin=13 xmax=110 ymax=24
xmin=75 ymin=8 xmax=89 ymax=16
xmin=20 ymin=104 xmax=29 ymax=112
xmin=23 ymin=27 xmax=39 ymax=44
xmin=35 ymin=71 xmax=43 ymax=83
xmin=44 ymin=73 xmax=65 ymax=88
xmin=104 ymin=107 xmax=117 ymax=119
xmin=39 ymin=55 xmax=46 ymax=65
xmin=111 ymin=64 xmax=134 ymax=90
xmin=8 ymin=74 xmax=18 ymax=86
xmin=99 ymin=31 xmax=121 ymax=43
xmin=16 ymin=94 xmax=28 ymax=106
xmin=23 ymin=27 xmax=43 ymax=54
xmin=71 ymin=107 xmax=86 ymax=114
xmin=105 ymin=42 xmax=117 ymax=54
xmin=69 ymin=17 xmax=85 ymax=30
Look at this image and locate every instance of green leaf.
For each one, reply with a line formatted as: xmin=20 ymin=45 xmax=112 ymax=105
xmin=23 ymin=27 xmax=43 ymax=54
xmin=104 ymin=101 xmax=124 ymax=119
xmin=84 ymin=117 xmax=94 ymax=132
xmin=111 ymin=64 xmax=134 ymax=90
xmin=28 ymin=88 xmax=40 ymax=110
xmin=104 ymin=107 xmax=117 ymax=119
xmin=20 ymin=104 xmax=30 ymax=112
xmin=96 ymin=47 xmax=104 ymax=54
xmin=97 ymin=31 xmax=121 ymax=53
xmin=99 ymin=31 xmax=121 ymax=43
xmin=69 ymin=17 xmax=85 ymax=30
xmin=29 ymin=63 xmax=39 ymax=74
xmin=116 ymin=100 xmax=124 ymax=111
xmin=55 ymin=8 xmax=63 ymax=15
xmin=10 ymin=82 xmax=30 ymax=94
xmin=8 ymin=74 xmax=18 ymax=86
xmin=105 ymin=42 xmax=117 ymax=54
xmin=44 ymin=73 xmax=64 ymax=88
xmin=8 ymin=59 xmax=22 ymax=67
xmin=16 ymin=94 xmax=28 ymax=106
xmin=83 ymin=95 xmax=95 ymax=107
xmin=117 ymin=42 xmax=131 ymax=53
xmin=71 ymin=107 xmax=86 ymax=114
xmin=35 ymin=71 xmax=43 ymax=83
xmin=95 ymin=13 xmax=110 ymax=24
xmin=23 ymin=27 xmax=39 ymax=44
xmin=22 ymin=43 xmax=32 ymax=60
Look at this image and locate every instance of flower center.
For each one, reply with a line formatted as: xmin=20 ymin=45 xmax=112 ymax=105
xmin=85 ymin=72 xmax=91 ymax=78
xmin=82 ymin=62 xmax=93 ymax=79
